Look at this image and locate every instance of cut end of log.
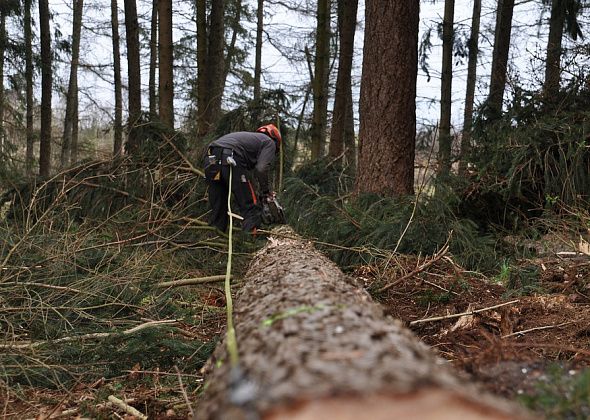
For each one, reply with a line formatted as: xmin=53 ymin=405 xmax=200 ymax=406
xmin=265 ymin=390 xmax=522 ymax=420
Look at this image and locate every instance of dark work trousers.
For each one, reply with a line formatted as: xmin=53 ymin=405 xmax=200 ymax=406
xmin=205 ymin=161 xmax=261 ymax=233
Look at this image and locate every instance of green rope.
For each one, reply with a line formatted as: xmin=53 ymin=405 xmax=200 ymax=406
xmin=225 ymin=165 xmax=239 ymax=367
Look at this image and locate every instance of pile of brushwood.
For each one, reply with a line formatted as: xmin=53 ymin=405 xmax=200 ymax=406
xmin=0 ymin=121 xmax=258 ymax=414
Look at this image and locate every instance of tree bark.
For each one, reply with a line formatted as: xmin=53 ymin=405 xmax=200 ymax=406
xmin=198 ymin=227 xmax=525 ymax=419
xmin=543 ymin=0 xmax=565 ymax=100
xmin=329 ymin=0 xmax=358 ymax=172
xmin=198 ymin=0 xmax=225 ymax=137
xmin=25 ymin=0 xmax=35 ymax=174
xmin=438 ymin=0 xmax=455 ymax=177
xmin=488 ymin=0 xmax=515 ymax=118
xmin=356 ymin=0 xmax=418 ymax=196
xmin=149 ymin=0 xmax=158 ymax=117
xmin=39 ymin=0 xmax=52 ymax=178
xmin=459 ymin=0 xmax=481 ymax=175
xmin=253 ymin=0 xmax=264 ymax=120
xmin=310 ymin=0 xmax=331 ymax=160
xmin=0 ymin=9 xmax=5 ymax=155
xmin=61 ymin=0 xmax=84 ymax=168
xmin=111 ymin=0 xmax=123 ymax=158
xmin=158 ymin=0 xmax=174 ymax=128
xmin=195 ymin=0 xmax=207 ymax=136
xmin=124 ymin=0 xmax=142 ymax=153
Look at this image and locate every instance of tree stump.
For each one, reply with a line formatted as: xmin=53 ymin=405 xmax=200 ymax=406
xmin=197 ymin=227 xmax=526 ymax=419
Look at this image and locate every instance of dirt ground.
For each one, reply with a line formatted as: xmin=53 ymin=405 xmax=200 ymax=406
xmin=356 ymin=252 xmax=590 ymax=409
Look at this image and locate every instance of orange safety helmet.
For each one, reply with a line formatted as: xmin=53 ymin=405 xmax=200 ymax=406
xmin=256 ymin=124 xmax=282 ymax=151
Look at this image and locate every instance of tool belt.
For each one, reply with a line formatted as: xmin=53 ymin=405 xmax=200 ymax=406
xmin=207 ymin=147 xmax=234 ymax=166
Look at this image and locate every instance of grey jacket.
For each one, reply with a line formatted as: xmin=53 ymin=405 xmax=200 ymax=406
xmin=209 ymin=131 xmax=276 ymax=193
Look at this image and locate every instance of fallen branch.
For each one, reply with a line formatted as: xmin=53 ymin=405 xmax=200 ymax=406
xmin=409 ymin=300 xmax=519 ymax=326
xmin=502 ymin=321 xmax=575 ymax=339
xmin=108 ymin=395 xmax=148 ymax=420
xmin=507 ymin=342 xmax=590 ymax=358
xmin=156 ymin=275 xmax=231 ymax=288
xmin=377 ymin=244 xmax=450 ymax=293
xmin=175 ymin=365 xmax=195 ymax=418
xmin=0 ymin=319 xmax=178 ymax=349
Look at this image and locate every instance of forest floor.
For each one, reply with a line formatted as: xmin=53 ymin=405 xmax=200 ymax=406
xmin=361 ymin=247 xmax=590 ymax=418
xmin=4 ymin=237 xmax=590 ymax=419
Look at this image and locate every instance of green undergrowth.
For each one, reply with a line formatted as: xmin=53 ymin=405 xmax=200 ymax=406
xmin=0 ymin=157 xmax=255 ymax=390
xmin=282 ymin=160 xmax=517 ymax=274
xmin=520 ymin=365 xmax=590 ymax=419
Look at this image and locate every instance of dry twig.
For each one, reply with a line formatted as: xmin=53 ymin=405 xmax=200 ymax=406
xmin=108 ymin=395 xmax=148 ymax=420
xmin=377 ymin=243 xmax=450 ymax=293
xmin=409 ymin=300 xmax=520 ymax=326
xmin=157 ymin=275 xmax=231 ymax=288
xmin=501 ymin=321 xmax=575 ymax=339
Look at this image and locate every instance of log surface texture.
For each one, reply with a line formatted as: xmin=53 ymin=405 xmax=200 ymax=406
xmin=197 ymin=227 xmax=526 ymax=419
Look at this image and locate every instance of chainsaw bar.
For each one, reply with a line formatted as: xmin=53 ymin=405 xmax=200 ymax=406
xmin=261 ymin=195 xmax=287 ymax=225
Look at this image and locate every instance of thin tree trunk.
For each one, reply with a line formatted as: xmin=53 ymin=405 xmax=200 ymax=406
xmin=459 ymin=0 xmax=481 ymax=175
xmin=25 ymin=0 xmax=35 ymax=173
xmin=61 ymin=0 xmax=84 ymax=168
xmin=198 ymin=228 xmax=525 ymax=419
xmin=124 ymin=0 xmax=142 ymax=153
xmin=329 ymin=0 xmax=358 ymax=170
xmin=149 ymin=0 xmax=158 ymax=117
xmin=253 ymin=0 xmax=264 ymax=121
xmin=544 ymin=0 xmax=565 ymax=100
xmin=310 ymin=0 xmax=331 ymax=160
xmin=356 ymin=1 xmax=418 ymax=196
xmin=344 ymin=80 xmax=356 ymax=171
xmin=223 ymin=0 xmax=242 ymax=88
xmin=0 ymin=9 xmax=5 ymax=155
xmin=39 ymin=0 xmax=52 ymax=178
xmin=200 ymin=0 xmax=225 ymax=137
xmin=196 ymin=0 xmax=207 ymax=137
xmin=488 ymin=0 xmax=515 ymax=118
xmin=158 ymin=0 xmax=174 ymax=128
xmin=111 ymin=0 xmax=123 ymax=158
xmin=438 ymin=0 xmax=455 ymax=177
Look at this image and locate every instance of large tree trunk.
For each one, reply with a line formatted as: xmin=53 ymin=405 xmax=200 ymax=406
xmin=158 ymin=0 xmax=174 ymax=128
xmin=111 ymin=0 xmax=123 ymax=158
xmin=487 ymin=0 xmax=515 ymax=118
xmin=356 ymin=1 xmax=418 ymax=196
xmin=124 ymin=0 xmax=142 ymax=153
xmin=25 ymin=0 xmax=35 ymax=174
xmin=39 ymin=0 xmax=52 ymax=178
xmin=437 ymin=0 xmax=455 ymax=177
xmin=149 ymin=0 xmax=158 ymax=117
xmin=310 ymin=0 xmax=331 ymax=161
xmin=459 ymin=0 xmax=481 ymax=175
xmin=61 ymin=0 xmax=84 ymax=168
xmin=198 ymin=228 xmax=525 ymax=419
xmin=544 ymin=0 xmax=565 ymax=100
xmin=329 ymin=0 xmax=358 ymax=171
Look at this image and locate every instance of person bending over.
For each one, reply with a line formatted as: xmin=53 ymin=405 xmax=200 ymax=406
xmin=203 ymin=124 xmax=282 ymax=233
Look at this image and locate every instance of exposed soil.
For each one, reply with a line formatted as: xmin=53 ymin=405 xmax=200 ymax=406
xmin=357 ymin=253 xmax=590 ymax=405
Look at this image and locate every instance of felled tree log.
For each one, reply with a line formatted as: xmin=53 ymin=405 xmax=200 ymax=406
xmin=197 ymin=227 xmax=526 ymax=419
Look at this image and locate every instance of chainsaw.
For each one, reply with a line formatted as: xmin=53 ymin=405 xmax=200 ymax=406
xmin=260 ymin=192 xmax=287 ymax=225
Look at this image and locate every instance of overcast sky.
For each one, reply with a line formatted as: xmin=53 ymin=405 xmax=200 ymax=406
xmin=28 ymin=0 xmax=581 ymax=133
